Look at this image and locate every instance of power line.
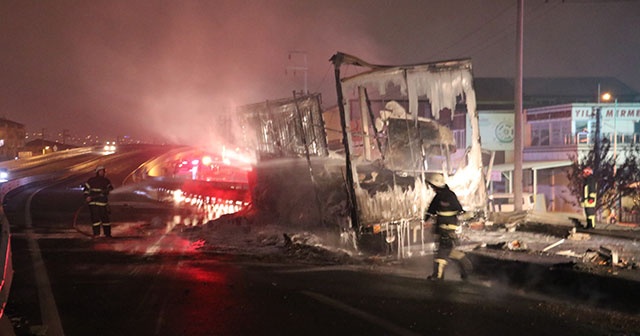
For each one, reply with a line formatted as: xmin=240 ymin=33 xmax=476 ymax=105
xmin=427 ymin=2 xmax=516 ymax=60
xmin=461 ymin=1 xmax=560 ymax=60
xmin=313 ymin=63 xmax=333 ymax=98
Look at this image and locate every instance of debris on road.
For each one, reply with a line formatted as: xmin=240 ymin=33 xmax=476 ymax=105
xmin=555 ymin=250 xmax=583 ymax=258
xmin=483 ymin=240 xmax=529 ymax=251
xmin=542 ymin=238 xmax=565 ymax=252
xmin=567 ymin=228 xmax=591 ymax=241
xmin=598 ymin=245 xmax=620 ymax=265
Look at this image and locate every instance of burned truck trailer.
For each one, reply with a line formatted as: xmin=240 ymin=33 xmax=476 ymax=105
xmin=238 ymin=93 xmax=328 ymax=161
xmin=235 ymin=54 xmax=487 ymax=256
xmin=331 ymin=52 xmax=487 ymax=255
xmin=237 ymin=93 xmax=338 ymax=229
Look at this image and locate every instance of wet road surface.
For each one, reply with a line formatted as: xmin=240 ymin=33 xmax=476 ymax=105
xmin=3 ymin=147 xmax=640 ymax=335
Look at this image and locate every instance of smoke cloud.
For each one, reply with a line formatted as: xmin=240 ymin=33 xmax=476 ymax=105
xmin=2 ymin=0 xmax=638 ymax=148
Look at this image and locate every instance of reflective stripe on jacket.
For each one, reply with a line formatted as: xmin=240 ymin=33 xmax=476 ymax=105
xmin=583 ymin=175 xmax=597 ymax=208
xmin=427 ymin=186 xmax=463 ymax=230
xmin=84 ymin=175 xmax=113 ymax=206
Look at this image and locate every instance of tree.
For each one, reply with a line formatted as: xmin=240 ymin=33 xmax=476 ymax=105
xmin=568 ymin=136 xmax=640 ymax=221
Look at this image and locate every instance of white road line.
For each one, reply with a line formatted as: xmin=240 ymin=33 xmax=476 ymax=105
xmin=301 ymin=290 xmax=421 ymax=336
xmin=144 ymin=234 xmax=169 ymax=257
xmin=25 ymin=187 xmax=65 ymax=336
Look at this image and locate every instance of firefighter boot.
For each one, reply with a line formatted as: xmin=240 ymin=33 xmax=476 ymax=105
xmin=427 ymin=261 xmax=440 ymax=280
xmin=103 ymin=224 xmax=112 ymax=238
xmin=428 ymin=259 xmax=447 ymax=280
xmin=459 ymin=256 xmax=473 ymax=280
xmin=450 ymin=250 xmax=472 ymax=280
xmin=436 ymin=259 xmax=447 ymax=280
xmin=92 ymin=223 xmax=101 ymax=237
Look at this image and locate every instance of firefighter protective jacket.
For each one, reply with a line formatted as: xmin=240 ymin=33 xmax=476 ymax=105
xmin=583 ymin=175 xmax=597 ymax=208
xmin=426 ymin=186 xmax=463 ymax=232
xmin=84 ymin=175 xmax=113 ymax=206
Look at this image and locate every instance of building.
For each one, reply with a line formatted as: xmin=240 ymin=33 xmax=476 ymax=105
xmin=322 ymin=76 xmax=640 ymax=217
xmin=524 ymin=102 xmax=640 ymax=214
xmin=467 ymin=78 xmax=639 ymax=217
xmin=21 ymin=139 xmax=77 ymax=158
xmin=0 ymin=118 xmax=26 ymax=161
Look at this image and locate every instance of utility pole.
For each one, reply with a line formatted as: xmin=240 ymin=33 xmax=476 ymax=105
xmin=330 ymin=52 xmax=359 ymax=231
xmin=594 ymin=106 xmax=601 ymax=170
xmin=513 ymin=0 xmax=524 ymax=211
xmin=286 ymin=51 xmax=308 ymax=95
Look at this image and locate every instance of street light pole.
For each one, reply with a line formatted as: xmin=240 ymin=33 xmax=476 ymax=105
xmin=613 ymin=97 xmax=619 ymax=223
xmin=602 ymin=92 xmax=619 ymax=223
xmin=613 ymin=97 xmax=618 ymax=174
xmin=594 ymin=105 xmax=601 ymax=170
xmin=602 ymin=93 xmax=618 ymax=173
xmin=513 ymin=0 xmax=524 ymax=211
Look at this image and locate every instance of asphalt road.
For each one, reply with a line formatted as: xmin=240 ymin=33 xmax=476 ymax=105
xmin=3 ymin=146 xmax=640 ymax=335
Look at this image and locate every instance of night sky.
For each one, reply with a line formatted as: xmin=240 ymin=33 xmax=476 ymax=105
xmin=2 ymin=0 xmax=638 ymax=148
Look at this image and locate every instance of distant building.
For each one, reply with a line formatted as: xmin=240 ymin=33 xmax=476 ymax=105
xmin=463 ymin=78 xmax=640 ymax=217
xmin=22 ymin=139 xmax=77 ymax=158
xmin=0 ymin=118 xmax=26 ymax=161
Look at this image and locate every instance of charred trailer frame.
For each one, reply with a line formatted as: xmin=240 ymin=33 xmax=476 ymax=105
xmin=237 ymin=93 xmax=328 ymax=162
xmin=331 ymin=52 xmax=487 ymax=256
xmin=237 ymin=93 xmax=334 ymax=229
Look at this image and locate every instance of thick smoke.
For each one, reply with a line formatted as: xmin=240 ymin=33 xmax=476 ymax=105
xmin=2 ymin=0 xmax=638 ymax=145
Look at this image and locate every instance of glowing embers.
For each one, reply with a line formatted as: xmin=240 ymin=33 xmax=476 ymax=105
xmin=173 ymin=189 xmax=185 ymax=203
xmin=169 ymin=188 xmax=250 ymax=225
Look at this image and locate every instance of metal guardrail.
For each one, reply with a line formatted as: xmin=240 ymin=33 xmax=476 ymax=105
xmin=0 ymin=211 xmax=12 ymax=320
xmin=0 ymin=172 xmax=80 ymax=319
xmin=0 ymin=175 xmax=40 ymax=318
xmin=0 ymin=147 xmax=196 ymax=319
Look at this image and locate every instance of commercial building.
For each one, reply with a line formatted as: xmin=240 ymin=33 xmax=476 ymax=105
xmin=466 ymin=77 xmax=640 ymax=218
xmin=483 ymin=102 xmax=640 ymax=214
xmin=0 ymin=118 xmax=26 ymax=161
xmin=323 ymin=76 xmax=640 ymax=218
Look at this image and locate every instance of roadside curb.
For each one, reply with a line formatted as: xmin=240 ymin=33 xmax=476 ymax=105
xmin=467 ymin=249 xmax=640 ymax=314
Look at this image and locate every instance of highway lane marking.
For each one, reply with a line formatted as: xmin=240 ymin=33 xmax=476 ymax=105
xmin=25 ymin=187 xmax=66 ymax=336
xmin=301 ymin=290 xmax=421 ymax=336
xmin=144 ymin=235 xmax=166 ymax=256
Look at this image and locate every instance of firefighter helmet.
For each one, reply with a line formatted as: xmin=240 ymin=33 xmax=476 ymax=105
xmin=428 ymin=174 xmax=446 ymax=188
xmin=95 ymin=166 xmax=106 ymax=173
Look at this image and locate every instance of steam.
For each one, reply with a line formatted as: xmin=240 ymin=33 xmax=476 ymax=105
xmin=5 ymin=1 xmax=638 ymax=146
xmin=2 ymin=1 xmax=382 ymax=146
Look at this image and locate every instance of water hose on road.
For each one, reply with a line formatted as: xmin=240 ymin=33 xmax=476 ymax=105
xmin=73 ymin=204 xmax=93 ymax=237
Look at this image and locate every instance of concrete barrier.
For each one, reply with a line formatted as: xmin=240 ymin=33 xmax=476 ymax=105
xmin=0 ymin=174 xmax=70 ymax=319
xmin=0 ymin=147 xmax=193 ymax=319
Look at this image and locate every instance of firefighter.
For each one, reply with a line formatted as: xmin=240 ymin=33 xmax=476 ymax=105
xmin=582 ymin=167 xmax=597 ymax=229
xmin=84 ymin=166 xmax=114 ymax=237
xmin=425 ymin=174 xmax=471 ymax=280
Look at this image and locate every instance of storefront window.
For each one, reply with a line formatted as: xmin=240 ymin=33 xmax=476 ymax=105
xmin=551 ymin=120 xmax=571 ymax=145
xmin=531 ymin=122 xmax=550 ymax=146
xmin=530 ymin=120 xmax=571 ymax=146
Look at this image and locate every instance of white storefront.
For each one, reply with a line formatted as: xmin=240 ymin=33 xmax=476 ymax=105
xmin=527 ymin=103 xmax=640 ymax=163
xmin=526 ymin=103 xmax=640 ymax=213
xmin=462 ymin=103 xmax=640 ymax=213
